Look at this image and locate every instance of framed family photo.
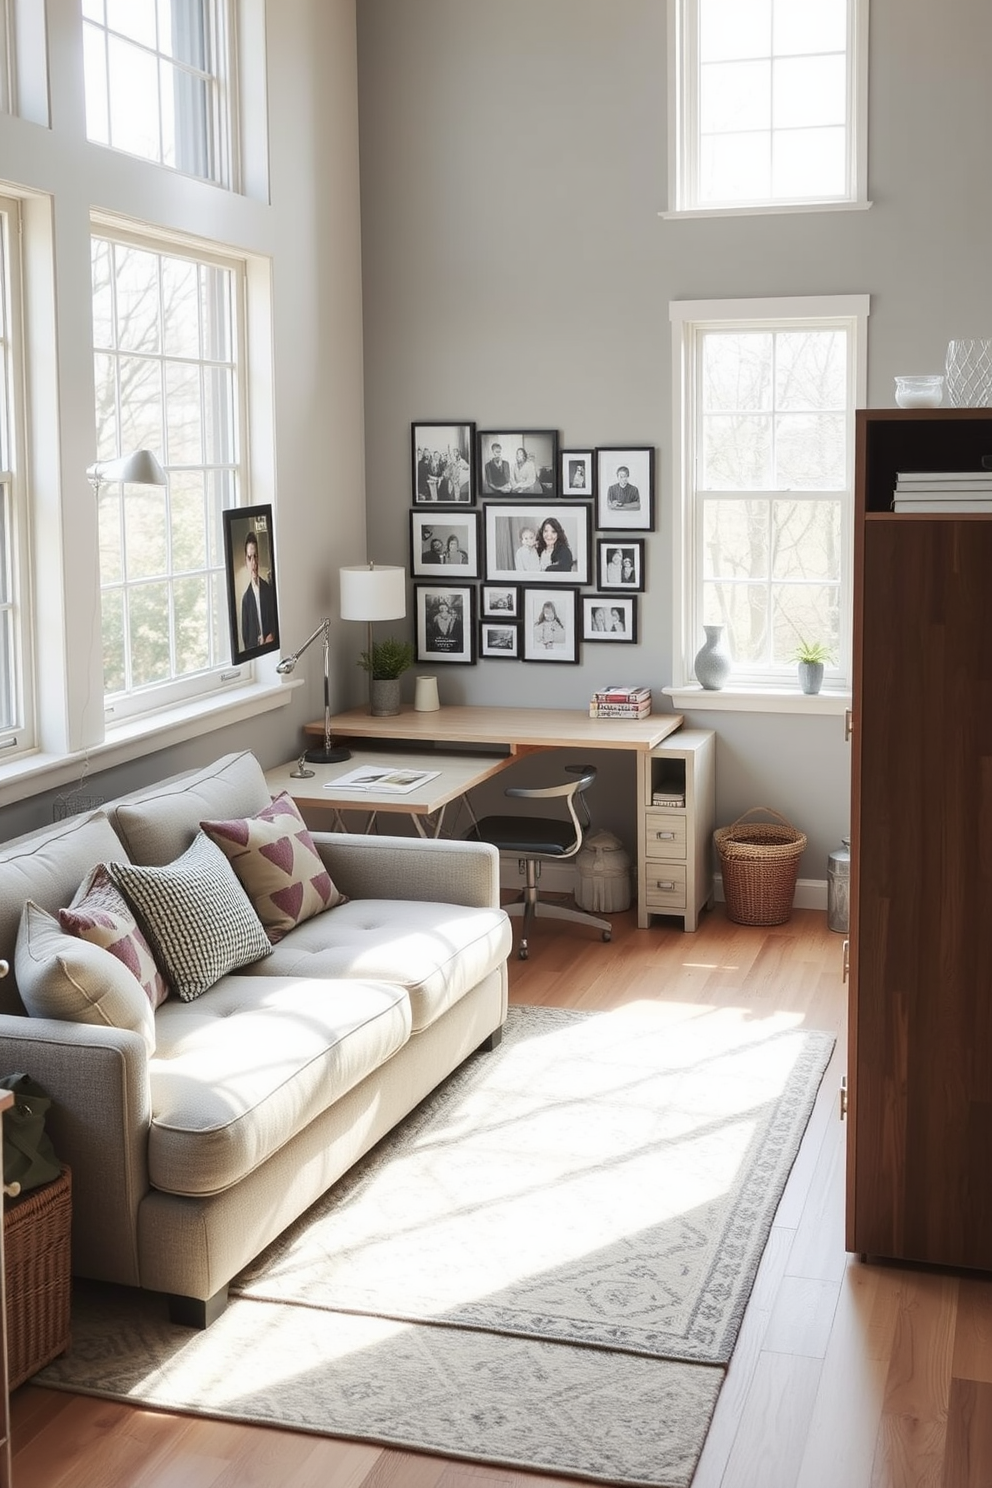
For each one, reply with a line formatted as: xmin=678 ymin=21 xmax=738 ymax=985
xmin=559 ymin=448 xmax=595 ymax=498
xmin=483 ymin=503 xmax=591 ymax=585
xmin=412 ymin=422 xmax=476 ymax=504
xmin=409 ymin=510 xmax=480 ymax=578
xmin=481 ymin=583 xmax=520 ymax=619
xmin=478 ymin=429 xmax=558 ymax=497
xmin=414 ymin=583 xmax=476 ymax=664
xmin=596 ymin=537 xmax=645 ymax=591
xmin=522 ymin=586 xmax=580 ymax=664
xmin=595 ymin=446 xmax=655 ymax=531
xmin=479 ymin=619 xmax=520 ymax=659
xmin=582 ymin=595 xmax=638 ymax=643
xmin=222 ymin=504 xmax=280 ymax=665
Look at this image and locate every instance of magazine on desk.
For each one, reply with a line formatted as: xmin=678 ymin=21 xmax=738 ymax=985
xmin=324 ymin=766 xmax=441 ymax=795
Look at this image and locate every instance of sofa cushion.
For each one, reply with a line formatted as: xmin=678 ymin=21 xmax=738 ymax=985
xmin=14 ymin=900 xmax=157 ymax=1054
xmin=241 ymin=900 xmax=512 ymax=1033
xmin=109 ymin=751 xmax=271 ymax=867
xmin=200 ymin=792 xmax=346 ymax=944
xmin=59 ymin=864 xmax=169 ymax=1010
xmin=107 ymin=833 xmax=272 ymax=1002
xmin=148 ymin=975 xmax=411 ymax=1195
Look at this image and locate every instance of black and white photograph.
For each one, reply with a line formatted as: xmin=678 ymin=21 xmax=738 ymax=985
xmin=410 ymin=510 xmax=480 ymax=578
xmin=483 ymin=502 xmax=591 ymax=585
xmin=412 ymin=422 xmax=476 ymax=504
xmin=595 ymin=446 xmax=655 ymax=531
xmin=522 ymin=586 xmax=580 ymax=664
xmin=582 ymin=595 xmax=638 ymax=643
xmin=560 ymin=448 xmax=595 ymax=498
xmin=481 ymin=583 xmax=520 ymax=619
xmin=596 ymin=537 xmax=645 ymax=592
xmin=479 ymin=620 xmax=520 ymax=659
xmin=222 ymin=504 xmax=280 ymax=665
xmin=414 ymin=583 xmax=476 ymax=664
xmin=478 ymin=430 xmax=558 ymax=497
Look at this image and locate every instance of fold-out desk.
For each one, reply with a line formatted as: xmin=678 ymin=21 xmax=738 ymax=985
xmin=307 ymin=704 xmax=683 ymax=756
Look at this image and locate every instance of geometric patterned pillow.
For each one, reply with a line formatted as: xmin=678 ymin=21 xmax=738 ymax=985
xmin=105 ymin=833 xmax=272 ymax=1003
xmin=200 ymin=792 xmax=347 ymax=944
xmin=59 ymin=864 xmax=170 ymax=1010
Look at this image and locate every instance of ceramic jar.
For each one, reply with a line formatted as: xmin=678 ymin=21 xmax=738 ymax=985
xmin=693 ymin=625 xmax=731 ymax=691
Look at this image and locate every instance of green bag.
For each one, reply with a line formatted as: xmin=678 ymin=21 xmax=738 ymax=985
xmin=0 ymin=1073 xmax=61 ymax=1196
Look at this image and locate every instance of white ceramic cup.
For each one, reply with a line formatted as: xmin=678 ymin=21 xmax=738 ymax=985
xmin=414 ymin=675 xmax=440 ymax=712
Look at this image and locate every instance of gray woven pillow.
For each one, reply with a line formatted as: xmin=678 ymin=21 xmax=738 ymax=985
xmin=106 ymin=832 xmax=271 ymax=1002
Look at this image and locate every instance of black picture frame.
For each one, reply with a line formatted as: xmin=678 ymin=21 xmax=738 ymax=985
xmin=479 ymin=619 xmax=520 ymax=659
xmin=483 ymin=502 xmax=591 ymax=585
xmin=478 ymin=429 xmax=558 ymax=498
xmin=481 ymin=583 xmax=520 ymax=619
xmin=596 ymin=537 xmax=645 ymax=592
xmin=582 ymin=595 xmax=638 ymax=643
xmin=412 ymin=422 xmax=476 ymax=505
xmin=521 ymin=586 xmax=580 ymax=663
xmin=410 ymin=509 xmax=480 ymax=578
xmin=595 ymin=446 xmax=655 ymax=531
xmin=222 ymin=504 xmax=280 ymax=665
xmin=414 ymin=582 xmax=477 ymax=664
xmin=560 ymin=448 xmax=595 ymax=499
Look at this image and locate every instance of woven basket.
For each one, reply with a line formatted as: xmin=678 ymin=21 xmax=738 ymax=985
xmin=4 ymin=1165 xmax=72 ymax=1389
xmin=714 ymin=808 xmax=807 ymax=926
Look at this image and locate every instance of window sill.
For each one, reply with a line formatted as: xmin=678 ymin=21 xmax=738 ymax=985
xmin=659 ymin=200 xmax=872 ymax=221
xmin=663 ymin=684 xmax=851 ymax=716
xmin=0 ymin=677 xmax=301 ymax=810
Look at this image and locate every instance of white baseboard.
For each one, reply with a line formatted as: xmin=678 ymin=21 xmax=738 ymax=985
xmin=499 ymin=860 xmax=830 ymax=914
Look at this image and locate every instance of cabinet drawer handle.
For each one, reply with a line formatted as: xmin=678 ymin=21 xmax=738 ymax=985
xmin=654 ymin=830 xmax=676 ymax=840
xmin=655 ymin=880 xmax=676 ymax=892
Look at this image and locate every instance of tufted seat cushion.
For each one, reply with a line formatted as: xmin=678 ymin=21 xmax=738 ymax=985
xmin=148 ymin=976 xmax=411 ymax=1196
xmin=236 ymin=900 xmax=512 ymax=1033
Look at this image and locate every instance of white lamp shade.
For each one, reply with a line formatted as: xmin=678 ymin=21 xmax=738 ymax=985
xmin=339 ymin=565 xmax=406 ymax=622
xmin=87 ymin=449 xmax=167 ymax=485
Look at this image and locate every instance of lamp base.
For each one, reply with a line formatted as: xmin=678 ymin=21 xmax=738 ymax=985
xmin=304 ymin=743 xmax=351 ymax=765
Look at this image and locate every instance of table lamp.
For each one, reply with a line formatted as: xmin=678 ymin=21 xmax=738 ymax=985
xmin=276 ymin=619 xmax=351 ymax=769
xmin=339 ymin=563 xmax=407 ymax=713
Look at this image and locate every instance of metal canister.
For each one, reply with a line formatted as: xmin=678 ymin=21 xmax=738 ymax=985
xmin=827 ymin=837 xmax=850 ymax=933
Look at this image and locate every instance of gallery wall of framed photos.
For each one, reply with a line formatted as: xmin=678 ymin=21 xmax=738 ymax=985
xmin=409 ymin=421 xmax=654 ymax=666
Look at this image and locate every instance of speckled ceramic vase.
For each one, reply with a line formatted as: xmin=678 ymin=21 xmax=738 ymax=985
xmin=693 ymin=625 xmax=731 ymax=691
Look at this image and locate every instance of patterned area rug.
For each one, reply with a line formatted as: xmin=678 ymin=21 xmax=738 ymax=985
xmin=37 ymin=1003 xmax=835 ymax=1488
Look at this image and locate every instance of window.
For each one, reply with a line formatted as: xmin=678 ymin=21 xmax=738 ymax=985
xmin=669 ymin=0 xmax=868 ymax=213
xmin=92 ymin=226 xmax=246 ymax=722
xmin=82 ymin=0 xmax=233 ymax=187
xmin=670 ymin=296 xmax=868 ymax=694
xmin=0 ymin=194 xmax=31 ymax=754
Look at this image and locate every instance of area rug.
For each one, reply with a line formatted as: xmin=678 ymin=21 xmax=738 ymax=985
xmin=37 ymin=1003 xmax=835 ymax=1488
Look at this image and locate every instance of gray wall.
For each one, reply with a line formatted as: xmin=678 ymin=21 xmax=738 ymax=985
xmin=355 ymin=0 xmax=992 ymax=879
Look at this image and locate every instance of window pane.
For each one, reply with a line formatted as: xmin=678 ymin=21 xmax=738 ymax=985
xmin=773 ymin=127 xmax=847 ymax=199
xmin=165 ymin=360 xmax=203 ymax=465
xmin=83 ymin=27 xmax=110 ymax=144
xmin=774 ymin=0 xmax=847 ymax=56
xmin=106 ymin=0 xmax=157 ymax=48
xmin=201 ymin=265 xmax=232 ymax=362
xmin=775 ymin=412 xmax=846 ymax=489
xmin=702 ymin=415 xmax=773 ymax=489
xmin=92 ymin=351 xmax=120 ymax=462
xmin=101 ymin=587 xmax=125 ymax=694
xmin=98 ymin=489 xmax=123 ymax=584
xmin=703 ymin=333 xmax=772 ymax=412
xmin=171 ymin=473 xmax=208 ymax=573
xmin=700 ymin=61 xmax=770 ymax=134
xmin=107 ymin=36 xmax=160 ymax=161
xmin=700 ymin=132 xmax=771 ymax=204
xmin=115 ymin=246 xmax=161 ymax=354
xmin=774 ymin=56 xmax=846 ymax=129
xmin=128 ymin=581 xmax=172 ymax=687
xmin=161 ymin=256 xmax=201 ymax=359
xmin=703 ymin=499 xmax=769 ymax=580
xmin=771 ymin=499 xmax=842 ymax=581
xmin=123 ymin=487 xmax=168 ymax=581
xmin=705 ymin=582 xmax=768 ymax=662
xmin=700 ymin=0 xmax=771 ymax=63
xmin=773 ymin=583 xmax=841 ymax=663
xmin=116 ymin=355 xmax=164 ymax=453
xmin=775 ymin=330 xmax=847 ymax=410
xmin=174 ymin=575 xmax=210 ymax=672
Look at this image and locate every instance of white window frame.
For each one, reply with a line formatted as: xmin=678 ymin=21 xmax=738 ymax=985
xmin=0 ymin=192 xmax=35 ymax=759
xmin=667 ymin=294 xmax=868 ymax=714
xmin=666 ymin=0 xmax=870 ymax=218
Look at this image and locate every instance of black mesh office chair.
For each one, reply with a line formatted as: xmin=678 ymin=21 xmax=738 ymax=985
xmin=469 ymin=764 xmax=612 ymax=959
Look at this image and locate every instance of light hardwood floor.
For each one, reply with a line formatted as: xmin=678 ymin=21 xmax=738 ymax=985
xmin=11 ymin=905 xmax=992 ymax=1488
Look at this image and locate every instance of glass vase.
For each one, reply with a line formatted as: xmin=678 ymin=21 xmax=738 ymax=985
xmin=944 ymin=339 xmax=992 ymax=408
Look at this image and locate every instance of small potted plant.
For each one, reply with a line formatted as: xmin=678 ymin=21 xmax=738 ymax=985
xmin=792 ymin=638 xmax=832 ymax=696
xmin=358 ymin=636 xmax=415 ymax=716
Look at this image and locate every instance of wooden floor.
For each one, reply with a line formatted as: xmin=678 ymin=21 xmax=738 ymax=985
xmin=11 ymin=905 xmax=992 ymax=1487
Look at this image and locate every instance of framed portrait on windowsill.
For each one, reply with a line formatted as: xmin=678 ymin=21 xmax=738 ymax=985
xmin=595 ymin=446 xmax=655 ymax=531
xmin=222 ymin=504 xmax=281 ymax=666
xmin=582 ymin=595 xmax=638 ymax=643
xmin=414 ymin=582 xmax=476 ymax=664
xmin=521 ymin=586 xmax=580 ymax=664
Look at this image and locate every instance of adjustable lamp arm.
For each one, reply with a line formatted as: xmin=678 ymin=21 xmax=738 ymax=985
xmin=276 ymin=619 xmax=350 ymax=771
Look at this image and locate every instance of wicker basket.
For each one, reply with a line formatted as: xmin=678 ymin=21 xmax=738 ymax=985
xmin=4 ymin=1165 xmax=72 ymax=1389
xmin=714 ymin=808 xmax=807 ymax=926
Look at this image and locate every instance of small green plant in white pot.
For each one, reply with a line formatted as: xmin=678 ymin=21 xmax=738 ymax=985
xmin=358 ymin=637 xmax=414 ymax=716
xmin=792 ymin=638 xmax=832 ymax=696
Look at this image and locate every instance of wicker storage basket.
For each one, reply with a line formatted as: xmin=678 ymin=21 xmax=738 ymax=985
xmin=714 ymin=808 xmax=807 ymax=926
xmin=4 ymin=1165 xmax=72 ymax=1389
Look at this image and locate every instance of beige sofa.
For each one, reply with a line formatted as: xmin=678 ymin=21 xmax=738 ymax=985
xmin=0 ymin=752 xmax=510 ymax=1326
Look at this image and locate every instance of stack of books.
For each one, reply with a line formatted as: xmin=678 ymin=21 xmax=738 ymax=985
xmin=892 ymin=470 xmax=992 ymax=512
xmin=589 ymin=685 xmax=651 ymax=718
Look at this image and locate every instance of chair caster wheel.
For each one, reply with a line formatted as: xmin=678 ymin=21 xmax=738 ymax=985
xmin=602 ymin=930 xmax=612 ymax=942
xmin=518 ymin=945 xmax=529 ymax=960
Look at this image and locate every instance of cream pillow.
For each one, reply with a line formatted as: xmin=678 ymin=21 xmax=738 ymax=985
xmin=15 ymin=899 xmax=156 ymax=1055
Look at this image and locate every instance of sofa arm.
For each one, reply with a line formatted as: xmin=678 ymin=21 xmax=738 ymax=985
xmin=0 ymin=1015 xmax=151 ymax=1287
xmin=312 ymin=832 xmax=501 ymax=910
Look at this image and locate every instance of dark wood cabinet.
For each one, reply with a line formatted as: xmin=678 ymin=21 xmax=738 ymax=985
xmin=847 ymin=409 xmax=992 ymax=1267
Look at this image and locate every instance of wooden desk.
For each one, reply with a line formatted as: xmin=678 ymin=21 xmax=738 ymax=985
xmin=308 ymin=704 xmax=683 ymax=755
xmin=266 ymin=750 xmax=514 ymax=837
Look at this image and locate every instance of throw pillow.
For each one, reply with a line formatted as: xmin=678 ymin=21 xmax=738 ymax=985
xmin=59 ymin=864 xmax=169 ymax=1010
xmin=15 ymin=900 xmax=157 ymax=1055
xmin=200 ymin=791 xmax=346 ymax=943
xmin=106 ymin=832 xmax=272 ymax=1003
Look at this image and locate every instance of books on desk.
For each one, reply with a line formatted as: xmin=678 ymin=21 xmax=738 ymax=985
xmin=893 ymin=471 xmax=992 ymax=512
xmin=589 ymin=685 xmax=652 ymax=718
xmin=325 ymin=766 xmax=441 ymax=795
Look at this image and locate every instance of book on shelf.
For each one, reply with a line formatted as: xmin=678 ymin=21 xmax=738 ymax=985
xmin=896 ymin=471 xmax=992 ymax=488
xmin=893 ymin=498 xmax=992 ymax=513
xmin=593 ymin=685 xmax=651 ymax=703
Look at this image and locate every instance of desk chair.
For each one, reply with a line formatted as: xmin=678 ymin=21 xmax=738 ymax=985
xmin=469 ymin=764 xmax=612 ymax=959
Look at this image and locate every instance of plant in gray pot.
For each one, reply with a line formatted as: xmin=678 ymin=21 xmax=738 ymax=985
xmin=359 ymin=636 xmax=415 ymax=716
xmin=792 ymin=638 xmax=832 ymax=695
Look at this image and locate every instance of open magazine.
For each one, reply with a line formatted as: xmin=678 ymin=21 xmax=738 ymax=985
xmin=324 ymin=766 xmax=441 ymax=795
